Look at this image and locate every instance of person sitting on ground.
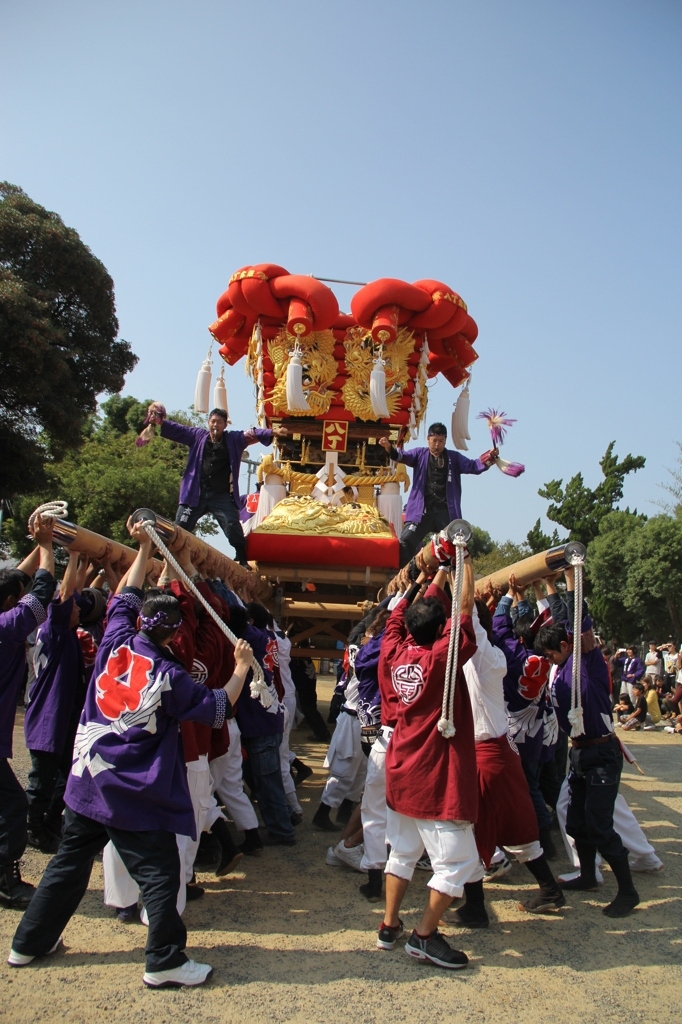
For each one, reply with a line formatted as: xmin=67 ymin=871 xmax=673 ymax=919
xmin=644 ymin=678 xmax=662 ymax=728
xmin=143 ymin=401 xmax=287 ymax=567
xmin=618 ymin=682 xmax=648 ymax=730
xmin=8 ymin=516 xmax=253 ymax=989
xmin=613 ymin=691 xmax=634 ymax=719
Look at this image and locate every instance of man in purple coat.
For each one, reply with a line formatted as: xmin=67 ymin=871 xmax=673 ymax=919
xmin=9 ymin=518 xmax=254 ymax=988
xmin=379 ymin=422 xmax=497 ymax=566
xmin=0 ymin=517 xmax=56 ymax=909
xmin=148 ymin=402 xmax=287 ymax=566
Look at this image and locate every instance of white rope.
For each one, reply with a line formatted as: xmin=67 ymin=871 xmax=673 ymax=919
xmin=139 ymin=520 xmax=273 ymax=708
xmin=568 ymin=552 xmax=585 ymax=737
xmin=437 ymin=542 xmax=465 ymax=739
xmin=28 ymin=501 xmax=69 ymax=530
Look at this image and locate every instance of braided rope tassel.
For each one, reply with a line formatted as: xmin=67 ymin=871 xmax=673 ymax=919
xmin=438 ymin=542 xmax=465 ymax=739
xmin=568 ymin=551 xmax=585 ymax=737
xmin=139 ymin=521 xmax=272 ymax=707
xmin=28 ymin=501 xmax=69 ymax=531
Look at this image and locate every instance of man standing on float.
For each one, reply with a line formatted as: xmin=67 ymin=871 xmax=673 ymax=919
xmin=143 ymin=402 xmax=287 ymax=567
xmin=379 ymin=423 xmax=497 ymax=567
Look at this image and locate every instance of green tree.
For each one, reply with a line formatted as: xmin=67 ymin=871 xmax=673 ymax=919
xmin=587 ymin=511 xmax=645 ymax=641
xmin=538 ymin=442 xmax=645 ymax=546
xmin=525 ymin=517 xmax=563 ymax=554
xmin=472 ymin=539 xmax=527 ymax=580
xmin=624 ymin=513 xmax=682 ymax=639
xmin=4 ymin=401 xmax=216 ymax=557
xmin=0 ymin=183 xmax=137 ymax=497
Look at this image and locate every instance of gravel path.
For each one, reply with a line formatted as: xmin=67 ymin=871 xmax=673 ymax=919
xmin=1 ymin=680 xmax=680 ymax=1024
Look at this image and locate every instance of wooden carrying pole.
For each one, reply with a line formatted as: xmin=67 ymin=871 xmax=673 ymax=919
xmin=52 ymin=513 xmax=272 ymax=601
xmin=416 ymin=526 xmax=581 ymax=594
xmin=473 ymin=544 xmax=581 ymax=594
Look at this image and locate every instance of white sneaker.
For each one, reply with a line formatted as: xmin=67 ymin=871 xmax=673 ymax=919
xmin=325 ymin=846 xmax=344 ymax=866
xmin=558 ymin=867 xmax=604 ymax=885
xmin=484 ymin=856 xmax=512 ymax=882
xmin=8 ymin=936 xmax=63 ymax=967
xmin=630 ymin=855 xmax=664 ymax=873
xmin=414 ymin=853 xmax=432 ymax=871
xmin=143 ymin=959 xmax=213 ymax=988
xmin=333 ymin=841 xmax=367 ymax=873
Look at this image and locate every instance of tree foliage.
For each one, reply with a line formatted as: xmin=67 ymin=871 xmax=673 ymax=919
xmin=588 ymin=510 xmax=682 ymax=642
xmin=538 ymin=442 xmax=646 ymax=546
xmin=525 ymin=518 xmax=563 ymax=554
xmin=0 ymin=183 xmax=137 ymax=497
xmin=3 ymin=398 xmax=216 ymax=558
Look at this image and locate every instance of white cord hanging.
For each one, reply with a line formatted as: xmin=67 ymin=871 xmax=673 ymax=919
xmin=568 ymin=548 xmax=586 ymax=737
xmin=451 ymin=377 xmax=471 ymax=451
xmin=370 ymin=348 xmax=391 ymax=419
xmin=285 ymin=343 xmax=311 ymax=413
xmin=194 ymin=346 xmax=213 ymax=413
xmin=437 ymin=532 xmax=468 ymax=738
xmin=212 ymin=366 xmax=230 ymax=422
xmin=138 ymin=518 xmax=275 ymax=709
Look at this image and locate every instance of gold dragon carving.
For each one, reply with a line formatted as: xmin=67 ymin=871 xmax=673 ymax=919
xmin=342 ymin=325 xmax=422 ymax=423
xmin=259 ymin=328 xmax=338 ymax=417
xmin=252 ymin=495 xmax=394 ymax=537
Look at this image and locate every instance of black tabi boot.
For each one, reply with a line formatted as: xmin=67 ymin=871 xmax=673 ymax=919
xmin=211 ymin=818 xmax=244 ymax=876
xmin=519 ymin=855 xmax=566 ymax=912
xmin=291 ymin=758 xmax=313 ymax=787
xmin=0 ymin=863 xmax=35 ymax=909
xmin=561 ymin=841 xmax=599 ymax=891
xmin=312 ymin=801 xmax=342 ymax=832
xmin=359 ymin=868 xmax=383 ymax=903
xmin=454 ymin=880 xmax=490 ymax=929
xmin=239 ymin=827 xmax=264 ymax=856
xmin=335 ymin=798 xmax=355 ymax=826
xmin=602 ymin=853 xmax=640 ymax=918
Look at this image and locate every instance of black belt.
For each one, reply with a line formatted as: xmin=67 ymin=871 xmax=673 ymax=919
xmin=341 ymin=706 xmax=357 ymax=717
xmin=571 ymin=734 xmax=618 ymax=748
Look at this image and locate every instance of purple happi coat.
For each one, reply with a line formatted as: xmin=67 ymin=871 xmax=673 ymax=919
xmin=64 ymin=588 xmax=229 ymax=837
xmin=161 ymin=420 xmax=273 ymax=509
xmin=392 ymin=445 xmax=486 ymax=524
xmin=493 ymin=597 xmax=557 ymax=762
xmin=24 ymin=597 xmax=86 ymax=755
xmin=0 ymin=569 xmax=57 ymax=758
xmin=551 ymin=614 xmax=614 ymax=740
xmin=356 ymin=633 xmax=383 ymax=729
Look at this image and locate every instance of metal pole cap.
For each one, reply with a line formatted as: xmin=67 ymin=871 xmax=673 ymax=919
xmin=445 ymin=519 xmax=473 ymax=545
xmin=564 ymin=540 xmax=587 ymax=565
xmin=131 ymin=508 xmax=158 ymax=526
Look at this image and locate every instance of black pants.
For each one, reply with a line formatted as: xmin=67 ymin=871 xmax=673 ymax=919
xmin=566 ymin=737 xmax=626 ymax=860
xmin=27 ymin=748 xmax=72 ymax=834
xmin=175 ymin=490 xmax=246 ymax=562
xmin=292 ymin=672 xmax=330 ymax=741
xmin=12 ymin=808 xmax=187 ymax=972
xmin=0 ymin=758 xmax=28 ymax=865
xmin=399 ymin=507 xmax=451 ymax=567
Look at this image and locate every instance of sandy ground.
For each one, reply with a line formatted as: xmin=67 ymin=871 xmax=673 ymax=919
xmin=1 ymin=676 xmax=681 ymax=1024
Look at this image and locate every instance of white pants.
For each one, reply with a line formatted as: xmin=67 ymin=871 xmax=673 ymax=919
xmin=210 ymin=719 xmax=259 ymax=832
xmin=321 ymin=711 xmax=366 ymax=809
xmin=556 ymin=777 xmax=663 ymax=872
xmin=385 ymin=808 xmax=480 ymax=899
xmin=360 ymin=729 xmax=391 ymax=870
xmin=102 ymin=756 xmax=217 ymax=915
xmin=103 ymin=838 xmax=186 ymax=917
xmin=280 ymin=703 xmax=302 ymax=815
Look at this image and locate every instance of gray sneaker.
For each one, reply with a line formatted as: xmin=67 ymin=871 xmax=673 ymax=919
xmin=404 ymin=929 xmax=468 ymax=969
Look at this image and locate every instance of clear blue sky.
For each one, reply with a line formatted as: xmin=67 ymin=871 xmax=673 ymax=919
xmin=2 ymin=0 xmax=680 ymax=553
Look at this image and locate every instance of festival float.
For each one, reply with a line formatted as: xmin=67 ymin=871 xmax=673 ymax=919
xmin=202 ymin=263 xmax=481 ymax=658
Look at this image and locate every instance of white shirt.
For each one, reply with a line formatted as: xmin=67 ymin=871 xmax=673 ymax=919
xmin=463 ymin=606 xmax=509 ymax=742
